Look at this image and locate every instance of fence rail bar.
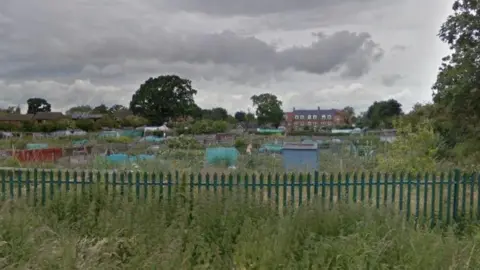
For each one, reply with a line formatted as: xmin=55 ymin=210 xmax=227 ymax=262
xmin=0 ymin=169 xmax=477 ymax=226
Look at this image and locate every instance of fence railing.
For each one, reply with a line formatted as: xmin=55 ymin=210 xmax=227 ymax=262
xmin=0 ymin=169 xmax=478 ymax=226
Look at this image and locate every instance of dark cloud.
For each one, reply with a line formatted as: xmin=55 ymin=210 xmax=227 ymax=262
xmin=0 ymin=0 xmax=404 ymax=112
xmin=2 ymin=29 xmax=383 ymax=81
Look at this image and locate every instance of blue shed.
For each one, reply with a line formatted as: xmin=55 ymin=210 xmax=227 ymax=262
xmin=281 ymin=142 xmax=319 ymax=172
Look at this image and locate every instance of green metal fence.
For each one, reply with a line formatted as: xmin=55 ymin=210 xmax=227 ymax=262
xmin=0 ymin=169 xmax=478 ymax=226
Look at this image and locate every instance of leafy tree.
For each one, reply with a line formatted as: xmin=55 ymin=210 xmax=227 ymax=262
xmin=108 ymin=104 xmax=128 ymax=113
xmin=251 ymin=93 xmax=284 ymax=127
xmin=187 ymin=104 xmax=203 ymax=120
xmin=376 ymin=118 xmax=440 ymax=174
xmin=202 ymin=107 xmax=228 ymax=121
xmin=234 ymin=111 xmax=246 ymax=122
xmin=96 ymin=115 xmax=118 ymax=128
xmin=188 ymin=120 xmax=228 ymax=134
xmin=27 ymin=98 xmax=51 ymax=114
xmin=364 ymin=99 xmax=403 ymax=128
xmin=432 ymin=0 xmax=480 ymax=156
xmin=38 ymin=121 xmax=57 ymax=133
xmin=402 ymin=103 xmax=438 ymax=128
xmin=245 ymin=112 xmax=256 ymax=122
xmin=0 ymin=106 xmax=20 ymax=114
xmin=130 ymin=75 xmax=197 ymax=125
xmin=121 ymin=115 xmax=149 ymax=128
xmin=343 ymin=106 xmax=355 ymax=124
xmin=66 ymin=105 xmax=92 ymax=115
xmin=92 ymin=104 xmax=109 ymax=114
xmin=75 ymin=119 xmax=97 ymax=132
xmin=21 ymin=121 xmax=39 ymax=132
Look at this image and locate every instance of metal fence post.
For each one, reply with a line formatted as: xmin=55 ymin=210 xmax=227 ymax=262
xmin=453 ymin=169 xmax=460 ymax=222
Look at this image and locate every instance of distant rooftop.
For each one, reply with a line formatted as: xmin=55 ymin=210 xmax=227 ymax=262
xmin=290 ymin=107 xmax=340 ymax=116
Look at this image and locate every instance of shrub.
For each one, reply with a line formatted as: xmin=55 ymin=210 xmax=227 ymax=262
xmin=234 ymin=137 xmax=247 ymax=151
xmin=104 ymin=136 xmax=132 ymax=144
xmin=376 ymin=118 xmax=440 ymax=174
xmin=167 ymin=136 xmax=203 ymax=149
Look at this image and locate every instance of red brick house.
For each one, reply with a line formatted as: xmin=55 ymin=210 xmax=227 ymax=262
xmin=285 ymin=107 xmax=346 ymax=131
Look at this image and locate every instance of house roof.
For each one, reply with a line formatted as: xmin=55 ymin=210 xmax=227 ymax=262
xmin=32 ymin=112 xmax=66 ymax=120
xmin=113 ymin=110 xmax=133 ymax=119
xmin=0 ymin=114 xmax=33 ymax=121
xmin=71 ymin=112 xmax=103 ymax=120
xmin=291 ymin=108 xmax=340 ymax=117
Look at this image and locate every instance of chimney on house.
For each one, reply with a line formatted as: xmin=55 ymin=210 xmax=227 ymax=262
xmin=293 ymin=107 xmax=296 ymax=111
xmin=317 ymin=106 xmax=320 ymax=111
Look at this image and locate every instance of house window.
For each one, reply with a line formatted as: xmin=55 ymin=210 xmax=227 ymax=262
xmin=308 ymin=121 xmax=312 ymax=125
xmin=294 ymin=122 xmax=299 ymax=126
xmin=300 ymin=122 xmax=304 ymax=126
xmin=307 ymin=115 xmax=311 ymax=119
xmin=294 ymin=115 xmax=299 ymax=119
xmin=300 ymin=115 xmax=304 ymax=119
xmin=322 ymin=115 xmax=326 ymax=119
xmin=313 ymin=115 xmax=317 ymax=119
xmin=313 ymin=122 xmax=318 ymax=126
xmin=327 ymin=115 xmax=332 ymax=120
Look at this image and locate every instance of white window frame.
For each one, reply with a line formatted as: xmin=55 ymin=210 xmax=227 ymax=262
xmin=308 ymin=121 xmax=312 ymax=125
xmin=327 ymin=115 xmax=332 ymax=119
xmin=294 ymin=115 xmax=299 ymax=119
xmin=300 ymin=115 xmax=304 ymax=119
xmin=322 ymin=115 xmax=326 ymax=119
xmin=307 ymin=115 xmax=311 ymax=119
xmin=313 ymin=115 xmax=317 ymax=119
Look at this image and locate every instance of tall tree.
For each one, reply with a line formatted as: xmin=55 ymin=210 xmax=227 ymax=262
xmin=92 ymin=104 xmax=109 ymax=114
xmin=343 ymin=106 xmax=355 ymax=124
xmin=234 ymin=111 xmax=246 ymax=122
xmin=432 ymin=0 xmax=480 ymax=153
xmin=27 ymin=98 xmax=51 ymax=114
xmin=202 ymin=107 xmax=228 ymax=121
xmin=129 ymin=75 xmax=197 ymax=125
xmin=66 ymin=105 xmax=92 ymax=115
xmin=365 ymin=99 xmax=403 ymax=128
xmin=251 ymin=93 xmax=284 ymax=127
xmin=186 ymin=104 xmax=203 ymax=120
xmin=108 ymin=104 xmax=128 ymax=113
xmin=1 ymin=106 xmax=21 ymax=114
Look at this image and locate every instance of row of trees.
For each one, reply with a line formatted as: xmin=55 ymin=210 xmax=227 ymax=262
xmin=4 ymin=72 xmax=408 ymax=133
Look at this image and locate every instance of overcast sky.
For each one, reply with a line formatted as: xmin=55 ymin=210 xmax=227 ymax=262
xmin=0 ymin=0 xmax=453 ymax=114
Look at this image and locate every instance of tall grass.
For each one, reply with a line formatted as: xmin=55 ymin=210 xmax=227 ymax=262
xmin=0 ymin=187 xmax=480 ymax=269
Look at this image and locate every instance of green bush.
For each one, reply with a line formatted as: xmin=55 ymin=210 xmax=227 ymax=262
xmin=175 ymin=120 xmax=229 ymax=134
xmin=167 ymin=136 xmax=203 ymax=149
xmin=234 ymin=137 xmax=247 ymax=151
xmin=376 ymin=118 xmax=439 ymax=174
xmin=103 ymin=136 xmax=132 ymax=144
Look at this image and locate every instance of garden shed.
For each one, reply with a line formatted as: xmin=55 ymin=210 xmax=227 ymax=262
xmin=282 ymin=142 xmax=319 ymax=172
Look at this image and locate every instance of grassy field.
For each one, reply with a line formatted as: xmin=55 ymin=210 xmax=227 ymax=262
xmin=0 ymin=188 xmax=480 ymax=269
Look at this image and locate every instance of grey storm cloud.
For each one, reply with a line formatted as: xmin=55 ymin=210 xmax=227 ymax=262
xmin=0 ymin=0 xmax=398 ymax=112
xmin=1 ymin=27 xmax=383 ymax=81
